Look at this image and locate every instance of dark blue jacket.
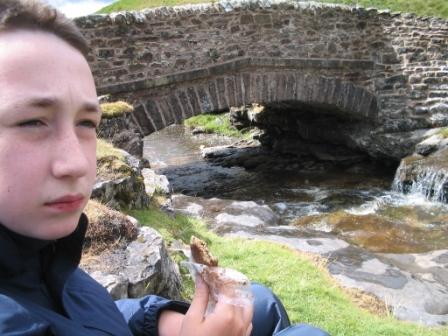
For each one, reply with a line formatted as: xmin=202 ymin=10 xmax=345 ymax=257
xmin=0 ymin=214 xmax=189 ymax=335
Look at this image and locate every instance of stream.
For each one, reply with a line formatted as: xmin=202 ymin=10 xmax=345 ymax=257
xmin=144 ymin=124 xmax=448 ymax=326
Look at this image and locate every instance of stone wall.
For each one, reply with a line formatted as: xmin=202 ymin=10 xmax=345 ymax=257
xmin=75 ymin=0 xmax=448 ymax=159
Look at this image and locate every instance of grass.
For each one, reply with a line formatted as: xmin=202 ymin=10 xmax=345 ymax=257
xmin=439 ymin=128 xmax=448 ymax=138
xmin=99 ymin=0 xmax=448 ymax=18
xmin=97 ymin=138 xmax=125 ymax=161
xmin=322 ymin=0 xmax=448 ymax=18
xmin=184 ymin=112 xmax=252 ymax=138
xmin=129 ymin=205 xmax=448 ymax=336
xmin=100 ymin=101 xmax=134 ymax=119
xmin=98 ymin=0 xmax=209 ymax=13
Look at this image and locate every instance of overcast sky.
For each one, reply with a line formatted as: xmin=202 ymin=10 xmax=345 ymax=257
xmin=45 ymin=0 xmax=115 ymax=18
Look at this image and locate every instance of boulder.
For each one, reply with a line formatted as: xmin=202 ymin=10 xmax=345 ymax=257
xmin=84 ymin=226 xmax=183 ymax=300
xmin=98 ymin=114 xmax=143 ymax=157
xmin=93 ymin=151 xmax=150 ymax=210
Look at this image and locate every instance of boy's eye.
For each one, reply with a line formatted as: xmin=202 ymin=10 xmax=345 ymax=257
xmin=78 ymin=120 xmax=98 ymax=129
xmin=17 ymin=119 xmax=45 ymax=127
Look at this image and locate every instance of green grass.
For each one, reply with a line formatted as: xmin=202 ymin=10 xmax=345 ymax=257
xmin=322 ymin=0 xmax=448 ymax=18
xmin=129 ymin=206 xmax=448 ymax=336
xmin=438 ymin=128 xmax=448 ymax=138
xmin=100 ymin=101 xmax=134 ymax=119
xmin=98 ymin=0 xmax=209 ymax=13
xmin=184 ymin=112 xmax=251 ymax=138
xmin=99 ymin=0 xmax=448 ymax=18
xmin=97 ymin=138 xmax=125 ymax=160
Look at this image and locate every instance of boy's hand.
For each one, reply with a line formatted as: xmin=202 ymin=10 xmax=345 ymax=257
xmin=158 ymin=277 xmax=253 ymax=336
xmin=181 ymin=276 xmax=253 ymax=336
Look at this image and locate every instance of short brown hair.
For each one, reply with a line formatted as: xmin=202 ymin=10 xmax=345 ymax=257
xmin=0 ymin=0 xmax=88 ymax=57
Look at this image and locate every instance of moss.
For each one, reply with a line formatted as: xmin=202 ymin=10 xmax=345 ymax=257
xmin=96 ymin=139 xmax=132 ymax=180
xmin=101 ymin=101 xmax=134 ymax=119
xmin=83 ymin=200 xmax=138 ymax=254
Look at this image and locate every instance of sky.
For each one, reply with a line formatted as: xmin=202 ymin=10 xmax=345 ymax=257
xmin=45 ymin=0 xmax=116 ymax=18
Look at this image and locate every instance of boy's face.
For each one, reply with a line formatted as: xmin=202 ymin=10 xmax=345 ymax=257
xmin=0 ymin=30 xmax=100 ymax=240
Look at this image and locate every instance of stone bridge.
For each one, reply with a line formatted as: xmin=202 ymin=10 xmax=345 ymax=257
xmin=76 ymin=0 xmax=448 ymax=160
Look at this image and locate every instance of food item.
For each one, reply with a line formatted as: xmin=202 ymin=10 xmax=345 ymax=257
xmin=189 ymin=236 xmax=250 ymax=298
xmin=190 ymin=236 xmax=219 ymax=267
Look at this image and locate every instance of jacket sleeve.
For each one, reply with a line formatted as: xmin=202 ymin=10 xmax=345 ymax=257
xmin=115 ymin=295 xmax=189 ymax=336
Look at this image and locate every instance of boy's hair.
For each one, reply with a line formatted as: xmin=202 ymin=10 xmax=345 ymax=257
xmin=0 ymin=0 xmax=88 ymax=57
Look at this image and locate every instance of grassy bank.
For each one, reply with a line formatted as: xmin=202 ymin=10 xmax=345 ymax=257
xmin=99 ymin=0 xmax=448 ymax=18
xmin=184 ymin=112 xmax=252 ymax=138
xmin=130 ymin=206 xmax=448 ymax=336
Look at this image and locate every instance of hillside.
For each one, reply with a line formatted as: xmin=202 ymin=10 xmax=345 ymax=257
xmin=98 ymin=0 xmax=448 ymax=19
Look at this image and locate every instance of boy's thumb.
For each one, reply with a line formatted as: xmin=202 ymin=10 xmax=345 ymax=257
xmin=186 ymin=276 xmax=209 ymax=322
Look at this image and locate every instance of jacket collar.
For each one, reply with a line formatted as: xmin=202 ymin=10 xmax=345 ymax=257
xmin=0 ymin=214 xmax=88 ymax=280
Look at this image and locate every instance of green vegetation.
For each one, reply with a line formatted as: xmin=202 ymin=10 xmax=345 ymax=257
xmin=439 ymin=128 xmax=448 ymax=138
xmin=322 ymin=0 xmax=448 ymax=18
xmin=130 ymin=206 xmax=448 ymax=336
xmin=99 ymin=0 xmax=448 ymax=18
xmin=100 ymin=101 xmax=134 ymax=119
xmin=97 ymin=138 xmax=125 ymax=161
xmin=184 ymin=112 xmax=251 ymax=138
xmin=98 ymin=0 xmax=208 ymax=13
xmin=97 ymin=139 xmax=132 ymax=179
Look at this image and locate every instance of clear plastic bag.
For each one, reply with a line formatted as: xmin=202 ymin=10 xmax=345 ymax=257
xmin=182 ymin=261 xmax=254 ymax=314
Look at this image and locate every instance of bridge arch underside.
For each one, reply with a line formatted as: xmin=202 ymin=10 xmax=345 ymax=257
xmin=122 ymin=68 xmax=383 ymax=163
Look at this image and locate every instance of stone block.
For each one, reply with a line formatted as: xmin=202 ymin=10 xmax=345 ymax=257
xmin=187 ymin=87 xmax=201 ymax=116
xmin=254 ymin=14 xmax=272 ymax=25
xmin=216 ymin=77 xmax=227 ymax=109
xmin=159 ymin=98 xmax=176 ymax=126
xmin=197 ymin=86 xmax=213 ymax=113
xmin=168 ymin=94 xmax=183 ymax=123
xmin=242 ymin=73 xmax=251 ymax=105
xmin=177 ymin=90 xmax=194 ymax=118
xmin=132 ymin=104 xmax=153 ymax=134
xmin=262 ymin=73 xmax=270 ymax=103
xmin=146 ymin=100 xmax=165 ymax=130
xmin=276 ymin=73 xmax=287 ymax=102
xmin=207 ymin=81 xmax=220 ymax=111
xmin=240 ymin=14 xmax=254 ymax=25
xmin=233 ymin=74 xmax=244 ymax=107
xmin=225 ymin=76 xmax=237 ymax=107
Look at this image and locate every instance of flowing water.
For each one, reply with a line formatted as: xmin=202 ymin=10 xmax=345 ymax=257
xmin=144 ymin=125 xmax=448 ymax=254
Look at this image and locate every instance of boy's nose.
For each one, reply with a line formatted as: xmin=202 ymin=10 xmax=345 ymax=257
xmin=51 ymin=131 xmax=90 ymax=179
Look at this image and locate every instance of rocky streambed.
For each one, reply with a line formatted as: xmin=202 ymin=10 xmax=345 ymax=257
xmin=145 ymin=124 xmax=448 ymax=326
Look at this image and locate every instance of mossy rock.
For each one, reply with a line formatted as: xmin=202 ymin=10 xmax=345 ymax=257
xmin=101 ymin=101 xmax=133 ymax=119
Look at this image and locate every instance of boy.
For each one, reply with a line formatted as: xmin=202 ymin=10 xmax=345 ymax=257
xmin=0 ymin=1 xmax=329 ymax=335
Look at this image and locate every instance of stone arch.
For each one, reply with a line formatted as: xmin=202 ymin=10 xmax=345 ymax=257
xmin=128 ymin=65 xmax=378 ymax=135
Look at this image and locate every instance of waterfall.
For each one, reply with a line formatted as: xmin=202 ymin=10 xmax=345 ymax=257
xmin=392 ymin=161 xmax=448 ymax=203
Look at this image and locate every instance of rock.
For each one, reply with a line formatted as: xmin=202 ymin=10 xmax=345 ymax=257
xmin=83 ymin=226 xmax=183 ymax=301
xmin=171 ymin=194 xmax=279 ymax=233
xmin=415 ymin=134 xmax=444 ymax=156
xmin=125 ymin=227 xmax=182 ymax=299
xmin=430 ymin=102 xmax=448 ymax=114
xmin=142 ymin=168 xmax=171 ymax=196
xmin=98 ymin=114 xmax=143 ymax=157
xmin=93 ymin=151 xmax=151 ymax=210
xmin=89 ymin=272 xmax=129 ymax=300
xmin=92 ymin=174 xmax=150 ymax=210
xmin=111 ymin=130 xmax=143 ymax=157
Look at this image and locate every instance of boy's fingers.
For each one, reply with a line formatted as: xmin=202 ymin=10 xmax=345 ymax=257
xmin=243 ymin=300 xmax=254 ymax=326
xmin=185 ymin=276 xmax=209 ymax=323
xmin=246 ymin=323 xmax=253 ymax=336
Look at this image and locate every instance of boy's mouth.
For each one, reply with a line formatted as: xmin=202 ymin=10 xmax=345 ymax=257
xmin=44 ymin=194 xmax=85 ymax=212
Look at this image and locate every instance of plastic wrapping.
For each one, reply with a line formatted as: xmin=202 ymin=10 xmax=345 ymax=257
xmin=182 ymin=261 xmax=253 ymax=313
